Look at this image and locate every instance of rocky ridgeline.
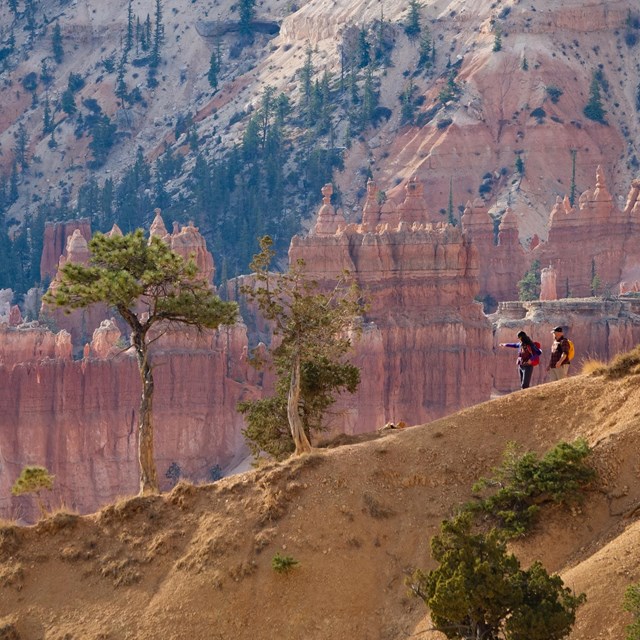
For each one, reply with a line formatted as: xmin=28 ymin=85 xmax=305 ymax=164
xmin=3 ymin=171 xmax=640 ymax=517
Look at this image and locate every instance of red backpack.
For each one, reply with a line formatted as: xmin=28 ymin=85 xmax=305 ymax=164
xmin=529 ymin=341 xmax=542 ymax=366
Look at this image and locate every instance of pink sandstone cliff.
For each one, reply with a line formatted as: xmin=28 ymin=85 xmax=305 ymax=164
xmin=5 ymin=175 xmax=640 ymax=518
xmin=287 ymin=181 xmax=494 ymax=432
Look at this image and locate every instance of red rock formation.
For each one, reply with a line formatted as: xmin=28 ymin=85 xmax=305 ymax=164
xmin=461 ymin=201 xmax=526 ymax=302
xmin=532 ymin=167 xmax=640 ymax=298
xmin=311 ymin=184 xmax=346 ymax=236
xmin=40 ymin=220 xmax=92 ymax=282
xmin=292 ymin=188 xmax=493 ymax=431
xmin=0 ymin=324 xmax=257 ymax=519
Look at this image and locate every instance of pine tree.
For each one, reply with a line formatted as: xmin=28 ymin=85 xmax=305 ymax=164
xmin=447 ymin=177 xmax=456 ymax=226
xmin=405 ymin=0 xmax=422 ymax=37
xmin=207 ymin=43 xmax=220 ymax=90
xmin=14 ymin=122 xmax=29 ymax=170
xmin=238 ymin=0 xmax=256 ymax=38
xmin=125 ymin=0 xmax=134 ymax=55
xmin=584 ymin=71 xmax=607 ymax=123
xmin=569 ymin=149 xmax=577 ymax=206
xmin=239 ymin=236 xmax=364 ymax=459
xmin=418 ymin=27 xmax=432 ymax=69
xmin=43 ymin=95 xmax=53 ymax=134
xmin=44 ymin=229 xmax=238 ymax=494
xmin=9 ymin=160 xmax=19 ymax=204
xmin=150 ymin=0 xmax=163 ymax=68
xmin=493 ymin=26 xmax=503 ymax=52
xmin=40 ymin=58 xmax=53 ymax=86
xmin=52 ymin=22 xmax=64 ymax=64
xmin=357 ymin=27 xmax=371 ymax=68
xmin=409 ymin=514 xmax=585 ymax=640
xmin=61 ymin=88 xmax=76 ymax=115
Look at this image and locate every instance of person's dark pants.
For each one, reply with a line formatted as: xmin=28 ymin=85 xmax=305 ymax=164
xmin=518 ymin=364 xmax=533 ymax=389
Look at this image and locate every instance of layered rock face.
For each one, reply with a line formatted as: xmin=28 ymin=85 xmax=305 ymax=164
xmin=0 ymin=324 xmax=256 ymax=519
xmin=532 ymin=167 xmax=640 ymax=297
xmin=40 ymin=220 xmax=92 ymax=282
xmin=1 ymin=216 xmax=255 ymax=519
xmin=466 ymin=168 xmax=640 ymax=302
xmin=289 ymin=182 xmax=494 ymax=431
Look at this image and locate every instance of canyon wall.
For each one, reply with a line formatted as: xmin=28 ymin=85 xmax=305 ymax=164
xmin=4 ymin=176 xmax=640 ymax=518
xmin=0 ymin=323 xmax=258 ymax=520
xmin=288 ymin=180 xmax=494 ymax=432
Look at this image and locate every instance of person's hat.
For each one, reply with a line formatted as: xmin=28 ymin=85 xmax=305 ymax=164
xmin=552 ymin=326 xmax=563 ymax=333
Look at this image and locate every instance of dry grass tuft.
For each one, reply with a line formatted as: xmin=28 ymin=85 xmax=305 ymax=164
xmin=581 ymin=357 xmax=607 ymax=375
xmin=36 ymin=509 xmax=80 ymax=534
xmin=362 ymin=492 xmax=395 ymax=519
xmin=0 ymin=527 xmax=20 ymax=559
xmin=600 ymin=345 xmax=640 ymax=379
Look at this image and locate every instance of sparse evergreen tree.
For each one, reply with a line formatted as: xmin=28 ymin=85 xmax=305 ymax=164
xmin=400 ymin=81 xmax=416 ymax=125
xmin=150 ymin=0 xmax=164 ymax=68
xmin=40 ymin=58 xmax=53 ymax=86
xmin=61 ymin=88 xmax=77 ymax=115
xmin=493 ymin=26 xmax=503 ymax=52
xmin=24 ymin=0 xmax=37 ymax=38
xmin=360 ymin=65 xmax=378 ymax=128
xmin=238 ymin=0 xmax=256 ymax=38
xmin=14 ymin=122 xmax=29 ymax=170
xmin=447 ymin=177 xmax=456 ymax=226
xmin=88 ymin=113 xmax=117 ymax=168
xmin=418 ymin=27 xmax=432 ymax=69
xmin=409 ymin=514 xmax=585 ymax=640
xmin=521 ymin=55 xmax=529 ymax=71
xmin=239 ymin=236 xmax=364 ymax=459
xmin=52 ymin=22 xmax=64 ymax=63
xmin=9 ymin=160 xmax=19 ymax=203
xmin=116 ymin=53 xmax=128 ymax=106
xmin=569 ymin=149 xmax=577 ymax=206
xmin=208 ymin=42 xmax=221 ymax=90
xmin=515 ymin=153 xmax=524 ymax=175
xmin=43 ymin=95 xmax=53 ymax=134
xmin=125 ymin=0 xmax=134 ymax=55
xmin=299 ymin=46 xmax=314 ymax=120
xmin=357 ymin=27 xmax=371 ymax=68
xmin=518 ymin=260 xmax=541 ymax=301
xmin=8 ymin=0 xmax=18 ymax=18
xmin=45 ymin=230 xmax=238 ymax=494
xmin=405 ymin=0 xmax=422 ymax=37
xmin=584 ymin=70 xmax=607 ymax=123
xmin=144 ymin=14 xmax=153 ymax=52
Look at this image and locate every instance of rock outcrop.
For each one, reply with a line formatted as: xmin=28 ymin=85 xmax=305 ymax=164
xmin=289 ymin=181 xmax=494 ymax=431
xmin=0 ymin=323 xmax=257 ymax=519
xmin=40 ymin=220 xmax=92 ymax=282
xmin=533 ymin=167 xmax=640 ymax=298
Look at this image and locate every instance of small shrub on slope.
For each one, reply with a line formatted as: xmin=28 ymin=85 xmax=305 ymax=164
xmin=464 ymin=440 xmax=596 ymax=538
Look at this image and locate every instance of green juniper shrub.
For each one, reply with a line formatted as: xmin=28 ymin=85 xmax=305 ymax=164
xmin=463 ymin=440 xmax=596 ymax=538
xmin=624 ymin=581 xmax=640 ymax=640
xmin=272 ymin=552 xmax=298 ymax=573
xmin=408 ymin=514 xmax=586 ymax=640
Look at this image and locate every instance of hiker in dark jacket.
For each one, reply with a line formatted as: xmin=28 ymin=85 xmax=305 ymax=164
xmin=499 ymin=330 xmax=541 ymax=390
xmin=547 ymin=325 xmax=571 ymax=381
